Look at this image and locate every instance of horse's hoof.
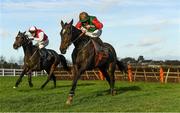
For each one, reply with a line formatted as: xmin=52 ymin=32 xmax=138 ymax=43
xmin=66 ymin=100 xmax=71 ymax=105
xmin=13 ymin=86 xmax=17 ymax=89
xmin=40 ymin=85 xmax=45 ymax=89
xmin=29 ymin=84 xmax=33 ymax=87
xmin=111 ymin=89 xmax=117 ymax=96
xmin=66 ymin=96 xmax=73 ymax=105
xmin=111 ymin=90 xmax=117 ymax=96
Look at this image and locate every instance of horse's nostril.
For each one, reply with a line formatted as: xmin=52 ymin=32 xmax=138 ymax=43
xmin=13 ymin=43 xmax=20 ymax=49
xmin=13 ymin=44 xmax=17 ymax=49
xmin=60 ymin=49 xmax=66 ymax=54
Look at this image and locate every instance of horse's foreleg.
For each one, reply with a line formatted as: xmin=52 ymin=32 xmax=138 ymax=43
xmin=66 ymin=65 xmax=83 ymax=105
xmin=41 ymin=64 xmax=56 ymax=89
xmin=27 ymin=71 xmax=33 ymax=87
xmin=14 ymin=67 xmax=28 ymax=88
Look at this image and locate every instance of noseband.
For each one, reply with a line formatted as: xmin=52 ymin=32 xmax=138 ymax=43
xmin=68 ymin=26 xmax=85 ymax=46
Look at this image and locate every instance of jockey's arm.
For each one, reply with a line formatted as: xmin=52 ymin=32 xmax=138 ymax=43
xmin=34 ymin=32 xmax=44 ymax=41
xmin=92 ymin=18 xmax=103 ymax=29
xmin=75 ymin=21 xmax=82 ymax=30
xmin=25 ymin=31 xmax=34 ymax=39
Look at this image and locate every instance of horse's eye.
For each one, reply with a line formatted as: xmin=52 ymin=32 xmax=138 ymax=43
xmin=67 ymin=31 xmax=70 ymax=35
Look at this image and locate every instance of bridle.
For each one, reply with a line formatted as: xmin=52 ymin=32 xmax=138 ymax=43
xmin=64 ymin=25 xmax=85 ymax=47
xmin=20 ymin=34 xmax=32 ymax=47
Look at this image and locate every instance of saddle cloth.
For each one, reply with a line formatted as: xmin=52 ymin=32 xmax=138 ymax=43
xmin=91 ymin=39 xmax=109 ymax=66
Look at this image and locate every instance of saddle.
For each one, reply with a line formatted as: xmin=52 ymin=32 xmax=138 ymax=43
xmin=29 ymin=48 xmax=52 ymax=68
xmin=91 ymin=38 xmax=109 ymax=66
xmin=39 ymin=48 xmax=54 ymax=65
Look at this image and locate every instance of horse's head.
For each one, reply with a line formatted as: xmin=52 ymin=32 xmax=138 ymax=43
xmin=13 ymin=31 xmax=30 ymax=49
xmin=59 ymin=19 xmax=74 ymax=54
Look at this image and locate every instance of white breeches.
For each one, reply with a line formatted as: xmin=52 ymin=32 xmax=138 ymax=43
xmin=35 ymin=39 xmax=49 ymax=49
xmin=81 ymin=27 xmax=102 ymax=38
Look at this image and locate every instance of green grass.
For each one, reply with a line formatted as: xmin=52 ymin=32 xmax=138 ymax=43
xmin=0 ymin=76 xmax=180 ymax=112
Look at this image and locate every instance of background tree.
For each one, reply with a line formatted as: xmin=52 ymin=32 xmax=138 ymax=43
xmin=18 ymin=56 xmax=24 ymax=66
xmin=137 ymin=55 xmax=144 ymax=63
xmin=0 ymin=56 xmax=6 ymax=68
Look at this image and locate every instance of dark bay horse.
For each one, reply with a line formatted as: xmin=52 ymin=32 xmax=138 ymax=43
xmin=13 ymin=31 xmax=69 ymax=89
xmin=59 ymin=20 xmax=127 ymax=104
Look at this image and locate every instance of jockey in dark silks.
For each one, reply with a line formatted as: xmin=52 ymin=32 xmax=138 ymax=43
xmin=75 ymin=12 xmax=104 ymax=46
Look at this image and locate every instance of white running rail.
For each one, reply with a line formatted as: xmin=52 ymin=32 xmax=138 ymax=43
xmin=0 ymin=68 xmax=46 ymax=76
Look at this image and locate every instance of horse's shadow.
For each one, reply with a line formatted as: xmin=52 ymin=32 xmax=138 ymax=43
xmin=55 ymin=82 xmax=96 ymax=88
xmin=16 ymin=83 xmax=95 ymax=92
xmin=95 ymin=86 xmax=141 ymax=96
xmin=116 ymin=86 xmax=141 ymax=93
xmin=71 ymin=86 xmax=141 ymax=106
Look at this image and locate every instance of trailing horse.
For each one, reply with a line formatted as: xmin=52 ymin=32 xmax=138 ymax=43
xmin=59 ymin=20 xmax=127 ymax=104
xmin=13 ymin=31 xmax=69 ymax=89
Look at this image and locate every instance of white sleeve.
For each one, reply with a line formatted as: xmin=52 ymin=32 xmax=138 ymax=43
xmin=25 ymin=31 xmax=34 ymax=39
xmin=34 ymin=32 xmax=44 ymax=41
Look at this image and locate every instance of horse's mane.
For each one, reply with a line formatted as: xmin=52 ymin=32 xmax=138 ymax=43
xmin=72 ymin=25 xmax=91 ymax=41
xmin=22 ymin=34 xmax=37 ymax=48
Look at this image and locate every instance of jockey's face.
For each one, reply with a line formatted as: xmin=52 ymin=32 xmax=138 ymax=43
xmin=30 ymin=31 xmax=36 ymax=37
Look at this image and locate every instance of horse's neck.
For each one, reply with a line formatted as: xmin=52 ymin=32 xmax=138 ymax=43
xmin=22 ymin=44 xmax=35 ymax=58
xmin=73 ymin=35 xmax=90 ymax=49
xmin=72 ymin=27 xmax=90 ymax=49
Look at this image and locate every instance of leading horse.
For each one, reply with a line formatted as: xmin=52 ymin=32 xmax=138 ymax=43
xmin=13 ymin=31 xmax=69 ymax=89
xmin=59 ymin=20 xmax=127 ymax=104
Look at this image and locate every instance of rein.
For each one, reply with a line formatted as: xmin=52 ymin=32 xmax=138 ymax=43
xmin=22 ymin=35 xmax=32 ymax=47
xmin=29 ymin=49 xmax=39 ymax=61
xmin=71 ymin=32 xmax=85 ymax=44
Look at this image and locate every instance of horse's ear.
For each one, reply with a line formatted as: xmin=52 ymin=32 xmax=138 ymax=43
xmin=69 ymin=19 xmax=73 ymax=25
xmin=23 ymin=31 xmax=26 ymax=34
xmin=61 ymin=20 xmax=64 ymax=27
xmin=18 ymin=31 xmax=20 ymax=34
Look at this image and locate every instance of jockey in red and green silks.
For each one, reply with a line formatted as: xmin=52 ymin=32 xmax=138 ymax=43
xmin=75 ymin=12 xmax=103 ymax=38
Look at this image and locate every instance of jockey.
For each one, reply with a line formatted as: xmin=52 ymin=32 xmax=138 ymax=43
xmin=27 ymin=26 xmax=49 ymax=49
xmin=26 ymin=26 xmax=49 ymax=59
xmin=76 ymin=12 xmax=106 ymax=62
xmin=75 ymin=12 xmax=103 ymax=38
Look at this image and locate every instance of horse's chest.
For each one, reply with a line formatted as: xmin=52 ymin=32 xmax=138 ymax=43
xmin=24 ymin=58 xmax=41 ymax=69
xmin=76 ymin=49 xmax=93 ymax=63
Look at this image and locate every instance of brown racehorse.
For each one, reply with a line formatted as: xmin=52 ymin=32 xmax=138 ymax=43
xmin=59 ymin=20 xmax=127 ymax=104
xmin=13 ymin=31 xmax=69 ymax=89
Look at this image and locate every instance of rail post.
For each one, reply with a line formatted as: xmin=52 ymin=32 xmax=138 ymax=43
xmin=159 ymin=66 xmax=164 ymax=83
xmin=98 ymin=70 xmax=105 ymax=80
xmin=127 ymin=64 xmax=133 ymax=82
xmin=3 ymin=69 xmax=4 ymax=76
xmin=165 ymin=66 xmax=171 ymax=83
xmin=13 ymin=69 xmax=16 ymax=76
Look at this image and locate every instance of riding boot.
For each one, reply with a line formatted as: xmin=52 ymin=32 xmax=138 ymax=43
xmin=39 ymin=49 xmax=48 ymax=66
xmin=96 ymin=37 xmax=104 ymax=47
xmin=39 ymin=49 xmax=47 ymax=58
xmin=47 ymin=51 xmax=53 ymax=60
